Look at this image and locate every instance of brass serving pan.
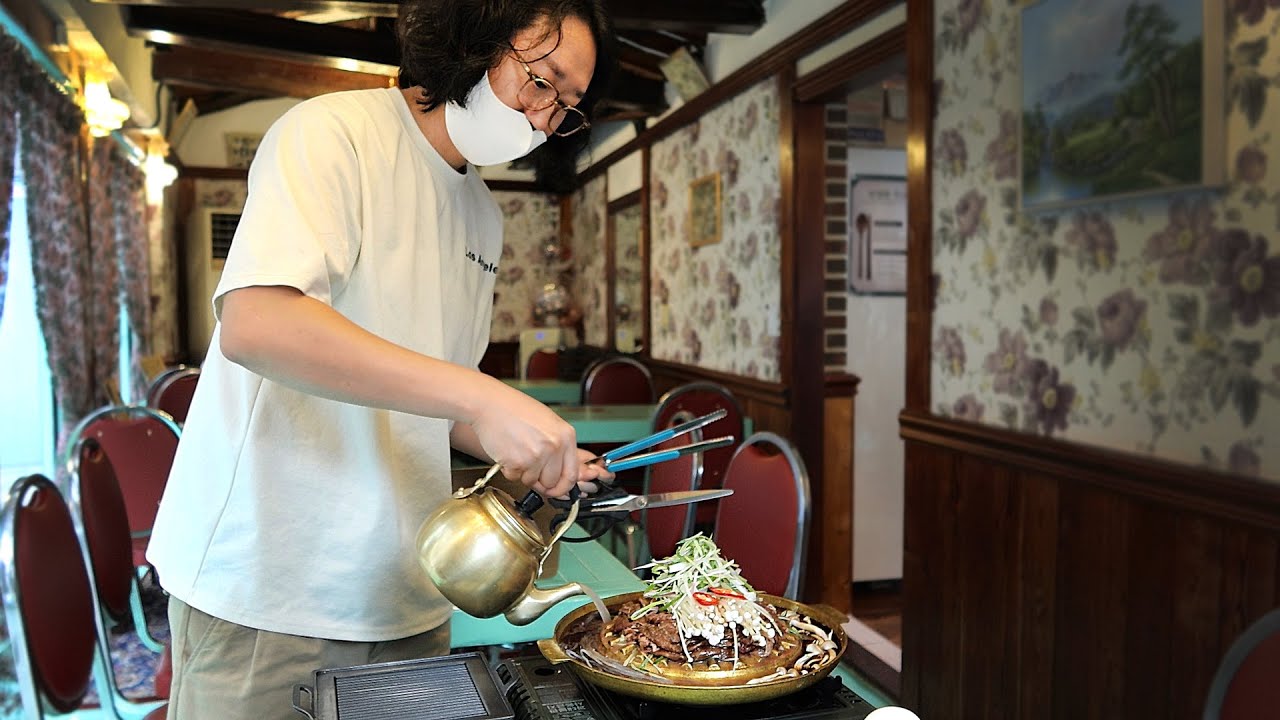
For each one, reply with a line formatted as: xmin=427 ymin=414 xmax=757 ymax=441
xmin=537 ymin=591 xmax=848 ymax=705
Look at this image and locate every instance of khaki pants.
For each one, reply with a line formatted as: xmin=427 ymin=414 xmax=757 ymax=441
xmin=166 ymin=597 xmax=451 ymax=720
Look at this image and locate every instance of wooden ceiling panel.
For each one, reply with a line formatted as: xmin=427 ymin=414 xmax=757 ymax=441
xmin=153 ymin=45 xmax=393 ymax=100
xmin=95 ymin=0 xmax=764 ymax=33
xmin=97 ymin=0 xmax=761 ymax=127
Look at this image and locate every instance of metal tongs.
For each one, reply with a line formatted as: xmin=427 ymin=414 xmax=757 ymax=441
xmin=515 ymin=409 xmax=736 ymax=541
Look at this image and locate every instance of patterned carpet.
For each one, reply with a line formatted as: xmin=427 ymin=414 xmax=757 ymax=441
xmin=0 ymin=573 xmax=170 ymax=718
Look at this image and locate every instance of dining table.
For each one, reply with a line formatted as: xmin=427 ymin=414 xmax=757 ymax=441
xmin=501 ymin=377 xmax=581 ymax=405
xmin=551 ymin=403 xmax=659 ymax=444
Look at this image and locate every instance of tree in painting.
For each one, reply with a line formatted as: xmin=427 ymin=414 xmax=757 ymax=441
xmin=1020 ymin=0 xmax=1212 ymax=209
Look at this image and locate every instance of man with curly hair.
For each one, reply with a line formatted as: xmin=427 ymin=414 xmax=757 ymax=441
xmin=148 ymin=2 xmax=617 ymax=717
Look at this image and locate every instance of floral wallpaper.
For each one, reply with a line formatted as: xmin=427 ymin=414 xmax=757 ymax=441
xmin=932 ymin=0 xmax=1280 ymax=480
xmin=490 ymin=190 xmax=562 ymax=342
xmin=649 ymin=78 xmax=783 ymax=381
xmin=614 ymin=202 xmax=645 ymax=348
xmin=569 ymin=175 xmax=608 ymax=347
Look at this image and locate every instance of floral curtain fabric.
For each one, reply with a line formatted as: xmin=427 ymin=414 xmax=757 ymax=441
xmin=114 ymin=154 xmax=150 ymax=396
xmin=88 ymin=140 xmax=123 ymax=403
xmin=0 ymin=35 xmax=21 ymax=322
xmin=16 ymin=46 xmax=93 ymax=448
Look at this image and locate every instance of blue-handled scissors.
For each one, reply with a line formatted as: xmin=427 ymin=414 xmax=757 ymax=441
xmin=587 ymin=408 xmax=731 ymax=471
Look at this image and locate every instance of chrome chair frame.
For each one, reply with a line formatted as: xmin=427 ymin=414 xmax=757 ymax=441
xmin=147 ymin=366 xmax=200 ymax=424
xmin=68 ymin=436 xmax=167 ymax=656
xmin=1203 ymin=608 xmax=1280 ymax=720
xmin=0 ymin=475 xmax=164 ymax=720
xmin=64 ymin=405 xmax=182 ymax=574
xmin=653 ymin=382 xmax=745 ymax=529
xmin=715 ymin=431 xmax=812 ymax=600
xmin=144 ymin=365 xmax=192 ymax=407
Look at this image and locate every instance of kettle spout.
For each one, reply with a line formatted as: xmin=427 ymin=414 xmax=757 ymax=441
xmin=503 ymin=582 xmax=587 ymax=626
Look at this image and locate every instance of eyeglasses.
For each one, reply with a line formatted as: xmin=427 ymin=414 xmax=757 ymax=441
xmin=510 ymin=49 xmax=590 ymax=138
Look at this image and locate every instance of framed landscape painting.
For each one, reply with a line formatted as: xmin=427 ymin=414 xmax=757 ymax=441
xmin=1019 ymin=0 xmax=1224 ymax=211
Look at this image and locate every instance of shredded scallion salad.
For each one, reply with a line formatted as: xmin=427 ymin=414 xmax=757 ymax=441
xmin=631 ymin=534 xmax=781 ymax=664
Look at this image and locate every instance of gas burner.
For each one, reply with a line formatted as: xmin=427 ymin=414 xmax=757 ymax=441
xmin=496 ymin=655 xmax=876 ymax=720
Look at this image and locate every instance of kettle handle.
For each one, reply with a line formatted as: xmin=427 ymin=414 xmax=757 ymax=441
xmin=515 ymin=484 xmax=580 ymax=518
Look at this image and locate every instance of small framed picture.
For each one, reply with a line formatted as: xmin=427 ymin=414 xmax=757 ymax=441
xmin=660 ymin=47 xmax=711 ymax=103
xmin=687 ymin=172 xmax=722 ymax=248
xmin=224 ymin=132 xmax=264 ymax=169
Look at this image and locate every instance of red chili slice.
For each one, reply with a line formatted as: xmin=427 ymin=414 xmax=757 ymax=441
xmin=692 ymin=591 xmax=720 ymax=606
xmin=708 ymin=587 xmax=746 ymax=600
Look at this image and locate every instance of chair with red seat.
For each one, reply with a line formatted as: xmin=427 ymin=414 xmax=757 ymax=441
xmin=652 ymin=382 xmax=745 ymax=532
xmin=0 ymin=474 xmax=167 ymax=719
xmin=712 ymin=432 xmax=812 ymax=600
xmin=578 ymin=356 xmax=657 ymax=496
xmin=146 ymin=366 xmax=199 ymax=425
xmin=69 ymin=436 xmax=169 ymax=658
xmin=636 ymin=419 xmax=704 ymax=567
xmin=579 ymin=355 xmax=656 ymax=405
xmin=1204 ymin=608 xmax=1280 ymax=720
xmin=524 ymin=348 xmax=561 ymax=380
xmin=66 ymin=405 xmax=182 ymax=574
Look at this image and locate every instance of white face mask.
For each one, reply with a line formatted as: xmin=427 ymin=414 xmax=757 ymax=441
xmin=445 ymin=72 xmax=548 ymax=167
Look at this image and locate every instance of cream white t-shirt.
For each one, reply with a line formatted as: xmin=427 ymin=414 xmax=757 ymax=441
xmin=147 ymin=88 xmax=502 ymax=641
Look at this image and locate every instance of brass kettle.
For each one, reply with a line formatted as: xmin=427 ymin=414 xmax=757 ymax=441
xmin=416 ymin=464 xmax=586 ymax=625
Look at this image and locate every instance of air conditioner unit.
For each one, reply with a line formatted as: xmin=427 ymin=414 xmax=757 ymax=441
xmin=185 ymin=207 xmax=241 ymax=362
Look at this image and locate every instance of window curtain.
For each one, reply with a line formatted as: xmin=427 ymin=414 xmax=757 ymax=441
xmin=112 ymin=151 xmax=150 ymax=398
xmin=87 ymin=139 xmax=122 ymax=403
xmin=16 ymin=45 xmax=94 ymax=449
xmin=0 ymin=35 xmax=20 ymax=322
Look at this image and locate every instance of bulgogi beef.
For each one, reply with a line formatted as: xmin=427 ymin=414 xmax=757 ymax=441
xmin=601 ymin=600 xmax=787 ymax=664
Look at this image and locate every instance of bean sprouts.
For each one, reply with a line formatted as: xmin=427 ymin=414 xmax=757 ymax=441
xmin=631 ymin=534 xmax=779 ymax=664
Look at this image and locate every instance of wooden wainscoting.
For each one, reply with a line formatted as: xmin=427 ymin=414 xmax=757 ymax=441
xmin=898 ymin=410 xmax=1280 ymax=720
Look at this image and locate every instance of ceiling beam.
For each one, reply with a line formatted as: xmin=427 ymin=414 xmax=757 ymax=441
xmin=125 ymin=6 xmax=399 ymax=74
xmin=94 ymin=0 xmax=765 ymax=33
xmin=154 ymin=46 xmax=394 ymax=100
xmin=96 ymin=0 xmax=400 ymax=15
xmin=608 ymin=0 xmax=762 ymax=34
xmin=597 ymin=72 xmax=666 ymax=114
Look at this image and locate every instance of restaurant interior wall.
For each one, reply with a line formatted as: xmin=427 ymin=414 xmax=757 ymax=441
xmin=568 ymin=175 xmax=609 ymax=348
xmin=930 ymin=1 xmax=1280 ymax=481
xmin=897 ymin=1 xmax=1280 ymax=716
xmin=647 ymin=77 xmax=784 ymax=383
xmin=491 ymin=191 xmax=563 ymax=343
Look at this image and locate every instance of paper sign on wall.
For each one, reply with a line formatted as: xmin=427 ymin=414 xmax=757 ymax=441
xmin=849 ymin=175 xmax=907 ymax=295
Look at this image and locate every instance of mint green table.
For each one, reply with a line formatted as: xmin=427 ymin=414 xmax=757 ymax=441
xmin=552 ymin=404 xmax=658 ymax=443
xmin=553 ymin=404 xmax=755 ymax=445
xmin=502 ymin=378 xmax=581 ymax=405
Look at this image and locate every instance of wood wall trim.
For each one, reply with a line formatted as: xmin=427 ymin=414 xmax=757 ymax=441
xmin=793 ymin=24 xmax=907 ymax=103
xmin=789 ymin=79 xmax=827 ymax=519
xmin=641 ymin=147 xmax=652 ymax=355
xmin=180 ymin=165 xmax=248 ymax=180
xmin=900 ymin=409 xmax=1280 ymax=529
xmin=904 ymin=0 xmax=934 ymax=413
xmin=825 ymin=372 xmax=861 ymax=397
xmin=644 ymin=357 xmax=787 ymax=403
xmin=485 ymin=179 xmax=551 ymax=193
xmin=606 ymin=189 xmax=641 ymax=214
xmin=578 ymin=0 xmax=903 ymax=185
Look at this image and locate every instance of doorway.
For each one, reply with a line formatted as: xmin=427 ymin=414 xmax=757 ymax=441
xmin=795 ymin=37 xmax=907 ymax=697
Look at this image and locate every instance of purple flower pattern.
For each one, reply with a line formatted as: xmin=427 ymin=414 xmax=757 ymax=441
xmin=1144 ymin=198 xmax=1216 ymax=285
xmin=1065 ymin=211 xmax=1117 ymax=271
xmin=1212 ymin=231 xmax=1280 ymax=327
xmin=932 ymin=0 xmax=1279 ymax=476
xmin=1097 ymin=290 xmax=1147 ymax=350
